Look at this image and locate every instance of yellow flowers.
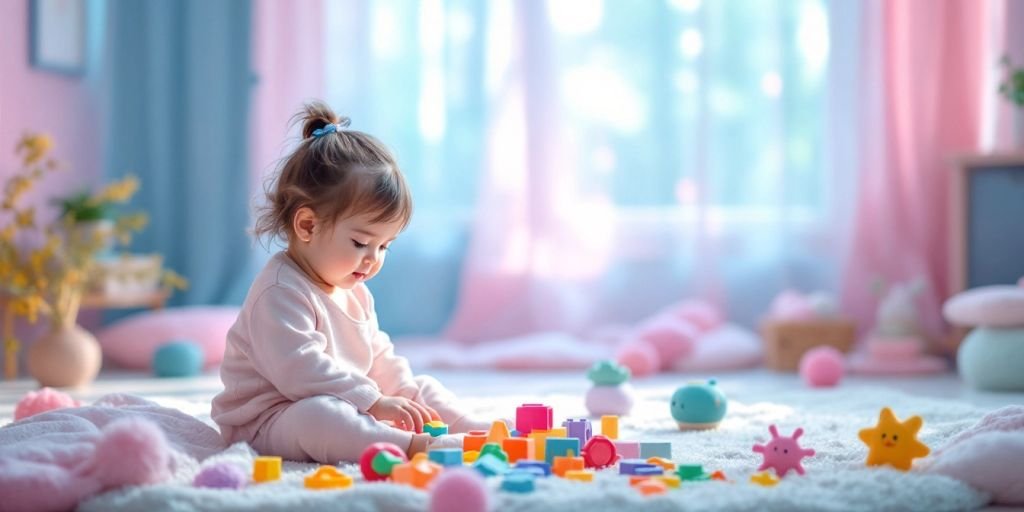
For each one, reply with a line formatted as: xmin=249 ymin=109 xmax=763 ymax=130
xmin=94 ymin=175 xmax=140 ymax=204
xmin=16 ymin=134 xmax=52 ymax=166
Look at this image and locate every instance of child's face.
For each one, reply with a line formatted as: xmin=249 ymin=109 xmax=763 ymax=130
xmin=302 ymin=212 xmax=403 ymax=290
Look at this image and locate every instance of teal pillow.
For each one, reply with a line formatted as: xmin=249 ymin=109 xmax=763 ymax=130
xmin=152 ymin=340 xmax=205 ymax=378
xmin=958 ymin=328 xmax=1024 ymax=391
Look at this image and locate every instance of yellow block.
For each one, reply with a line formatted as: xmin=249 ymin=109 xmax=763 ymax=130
xmin=564 ymin=469 xmax=594 ymax=482
xmin=601 ymin=415 xmax=619 ymax=440
xmin=656 ymin=475 xmax=681 ymax=489
xmin=253 ymin=456 xmax=282 ymax=483
xmin=304 ymin=466 xmax=353 ymax=490
xmin=463 ymin=450 xmax=480 ymax=463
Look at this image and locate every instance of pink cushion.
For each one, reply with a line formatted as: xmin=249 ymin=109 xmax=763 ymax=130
xmin=943 ymin=285 xmax=1024 ymax=328
xmin=97 ymin=306 xmax=239 ymax=370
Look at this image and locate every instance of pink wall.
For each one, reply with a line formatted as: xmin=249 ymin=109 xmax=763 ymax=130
xmin=0 ymin=0 xmax=102 ymax=199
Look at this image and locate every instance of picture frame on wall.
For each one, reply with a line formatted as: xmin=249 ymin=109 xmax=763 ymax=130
xmin=29 ymin=0 xmax=87 ymax=75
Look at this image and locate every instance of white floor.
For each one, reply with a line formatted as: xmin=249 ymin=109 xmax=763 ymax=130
xmin=2 ymin=367 xmax=1022 ymax=427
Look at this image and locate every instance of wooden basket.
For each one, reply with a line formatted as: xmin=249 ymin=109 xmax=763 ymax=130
xmin=760 ymin=319 xmax=857 ymax=372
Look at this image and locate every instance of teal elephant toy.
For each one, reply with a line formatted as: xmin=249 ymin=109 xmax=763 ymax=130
xmin=670 ymin=379 xmax=727 ymax=430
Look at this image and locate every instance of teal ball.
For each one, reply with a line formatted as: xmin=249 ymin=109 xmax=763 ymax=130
xmin=152 ymin=340 xmax=204 ymax=377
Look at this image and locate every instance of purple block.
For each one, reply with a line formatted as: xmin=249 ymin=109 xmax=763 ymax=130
xmin=514 ymin=460 xmax=552 ymax=477
xmin=634 ymin=465 xmax=665 ymax=476
xmin=619 ymin=459 xmax=658 ymax=475
xmin=562 ymin=418 xmax=593 ymax=446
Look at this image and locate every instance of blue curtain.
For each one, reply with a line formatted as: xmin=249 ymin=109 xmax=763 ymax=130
xmin=101 ymin=0 xmax=255 ymax=306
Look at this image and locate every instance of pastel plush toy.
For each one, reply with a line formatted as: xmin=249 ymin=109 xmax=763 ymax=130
xmin=616 ymin=300 xmax=724 ymax=376
xmin=670 ymin=379 xmax=727 ymax=430
xmin=584 ymin=360 xmax=634 ymax=416
xmin=943 ymin=277 xmax=1024 ymax=391
xmin=858 ymin=407 xmax=930 ymax=471
xmin=848 ymin=279 xmax=946 ymax=375
xmin=752 ymin=425 xmax=815 ymax=477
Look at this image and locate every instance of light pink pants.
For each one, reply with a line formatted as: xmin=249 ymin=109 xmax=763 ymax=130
xmin=250 ymin=375 xmax=472 ymax=464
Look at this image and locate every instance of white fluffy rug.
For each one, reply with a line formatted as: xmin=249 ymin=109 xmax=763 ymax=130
xmin=78 ymin=374 xmax=994 ymax=511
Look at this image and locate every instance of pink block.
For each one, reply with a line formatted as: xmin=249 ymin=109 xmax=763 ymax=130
xmin=613 ymin=440 xmax=640 ymax=459
xmin=516 ymin=404 xmax=553 ymax=435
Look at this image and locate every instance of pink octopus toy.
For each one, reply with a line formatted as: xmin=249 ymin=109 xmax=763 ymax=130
xmin=752 ymin=425 xmax=816 ymax=477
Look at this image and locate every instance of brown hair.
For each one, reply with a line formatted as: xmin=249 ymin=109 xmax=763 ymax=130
xmin=254 ymin=101 xmax=412 ymax=245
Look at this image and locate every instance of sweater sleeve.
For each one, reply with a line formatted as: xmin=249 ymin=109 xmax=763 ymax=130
xmin=245 ymin=285 xmax=383 ymax=412
xmin=367 ymin=328 xmax=420 ymax=399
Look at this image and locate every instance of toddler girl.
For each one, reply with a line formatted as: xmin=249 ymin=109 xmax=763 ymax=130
xmin=212 ymin=102 xmax=489 ymax=464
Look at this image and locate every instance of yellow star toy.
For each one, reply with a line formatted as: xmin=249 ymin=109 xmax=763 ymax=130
xmin=858 ymin=407 xmax=930 ymax=471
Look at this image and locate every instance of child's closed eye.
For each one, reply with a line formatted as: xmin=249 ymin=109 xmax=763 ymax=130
xmin=352 ymin=239 xmax=368 ymax=249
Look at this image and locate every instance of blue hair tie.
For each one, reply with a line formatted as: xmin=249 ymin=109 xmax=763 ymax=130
xmin=312 ymin=124 xmax=339 ymax=138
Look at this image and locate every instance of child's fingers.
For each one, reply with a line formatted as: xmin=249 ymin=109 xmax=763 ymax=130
xmin=398 ymin=410 xmax=415 ymax=432
xmin=406 ymin=404 xmax=425 ymax=433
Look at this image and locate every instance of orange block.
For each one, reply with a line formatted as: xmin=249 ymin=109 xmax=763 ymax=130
xmin=629 ymin=475 xmax=651 ymax=486
xmin=647 ymin=457 xmax=675 ymax=471
xmin=552 ymin=455 xmax=584 ymax=477
xmin=503 ymin=437 xmax=535 ymax=463
xmin=634 ymin=478 xmax=668 ymax=496
xmin=486 ymin=420 xmax=510 ymax=445
xmin=392 ymin=453 xmax=442 ymax=489
xmin=253 ymin=456 xmax=282 ymax=483
xmin=463 ymin=430 xmax=488 ymax=453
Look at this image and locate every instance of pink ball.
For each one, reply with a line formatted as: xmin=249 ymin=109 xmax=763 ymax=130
xmin=799 ymin=347 xmax=845 ymax=387
xmin=616 ymin=341 xmax=661 ymax=377
xmin=14 ymin=387 xmax=81 ymax=421
xmin=429 ymin=468 xmax=489 ymax=512
xmin=194 ymin=462 xmax=247 ymax=489
xmin=93 ymin=417 xmax=171 ymax=488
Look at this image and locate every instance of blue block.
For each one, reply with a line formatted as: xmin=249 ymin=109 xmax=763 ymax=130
xmin=514 ymin=460 xmax=551 ymax=477
xmin=501 ymin=471 xmax=536 ymax=493
xmin=423 ymin=423 xmax=449 ymax=437
xmin=544 ymin=437 xmax=581 ymax=464
xmin=634 ymin=465 xmax=664 ymax=476
xmin=619 ymin=459 xmax=658 ymax=475
xmin=639 ymin=441 xmax=672 ymax=459
xmin=428 ymin=448 xmax=463 ymax=467
xmin=473 ymin=453 xmax=509 ymax=477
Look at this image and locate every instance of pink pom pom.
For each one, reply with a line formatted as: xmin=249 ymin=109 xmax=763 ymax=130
xmin=14 ymin=387 xmax=81 ymax=421
xmin=429 ymin=467 xmax=489 ymax=512
xmin=194 ymin=462 xmax=247 ymax=489
xmin=799 ymin=347 xmax=845 ymax=388
xmin=93 ymin=417 xmax=171 ymax=489
xmin=616 ymin=341 xmax=661 ymax=377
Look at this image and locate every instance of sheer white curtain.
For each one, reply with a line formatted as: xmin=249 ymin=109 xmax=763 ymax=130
xmin=321 ymin=0 xmax=853 ymax=341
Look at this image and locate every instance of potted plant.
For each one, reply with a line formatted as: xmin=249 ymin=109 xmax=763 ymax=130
xmin=0 ymin=133 xmax=183 ymax=386
xmin=998 ymin=56 xmax=1024 ymax=147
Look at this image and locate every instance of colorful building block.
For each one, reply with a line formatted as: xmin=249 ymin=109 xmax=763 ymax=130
xmin=619 ymin=459 xmax=659 ymax=475
xmin=639 ymin=441 xmax=672 ymax=459
xmin=675 ymin=464 xmax=711 ymax=481
xmin=423 ymin=421 xmax=448 ymax=437
xmin=582 ymin=435 xmax=619 ymax=469
xmin=544 ymin=437 xmax=580 ymax=465
xmin=613 ymin=440 xmax=640 ymax=459
xmin=253 ymin=456 xmax=282 ymax=483
xmin=516 ymin=403 xmax=553 ymax=434
xmin=514 ymin=460 xmax=551 ymax=477
xmin=304 ymin=466 xmax=353 ymax=490
xmin=634 ymin=465 xmax=664 ymax=476
xmin=479 ymin=443 xmax=508 ymax=463
xmin=562 ymin=418 xmax=592 ymax=446
xmin=657 ymin=475 xmax=681 ymax=488
xmin=473 ymin=453 xmax=510 ymax=477
xmin=552 ymin=455 xmax=585 ymax=477
xmin=646 ymin=457 xmax=675 ymax=472
xmin=392 ymin=453 xmax=442 ymax=489
xmin=486 ymin=420 xmax=511 ymax=445
xmin=463 ymin=450 xmax=480 ymax=464
xmin=634 ymin=478 xmax=668 ymax=496
xmin=502 ymin=437 xmax=536 ymax=463
xmin=501 ymin=471 xmax=536 ymax=493
xmin=428 ymin=448 xmax=464 ymax=467
xmin=564 ymin=469 xmax=594 ymax=482
xmin=601 ymin=415 xmax=619 ymax=439
xmin=359 ymin=442 xmax=407 ymax=481
xmin=463 ymin=430 xmax=488 ymax=453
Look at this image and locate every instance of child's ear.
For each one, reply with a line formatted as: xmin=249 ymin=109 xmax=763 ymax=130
xmin=293 ymin=207 xmax=317 ymax=242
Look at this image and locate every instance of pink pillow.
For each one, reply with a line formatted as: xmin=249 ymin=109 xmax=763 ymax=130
xmin=97 ymin=306 xmax=239 ymax=370
xmin=943 ymin=285 xmax=1024 ymax=328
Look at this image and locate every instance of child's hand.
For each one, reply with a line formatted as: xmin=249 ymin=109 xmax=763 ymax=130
xmin=367 ymin=396 xmax=434 ymax=433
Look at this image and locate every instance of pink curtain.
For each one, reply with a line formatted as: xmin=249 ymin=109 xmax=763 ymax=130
xmin=841 ymin=0 xmax=991 ymax=343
